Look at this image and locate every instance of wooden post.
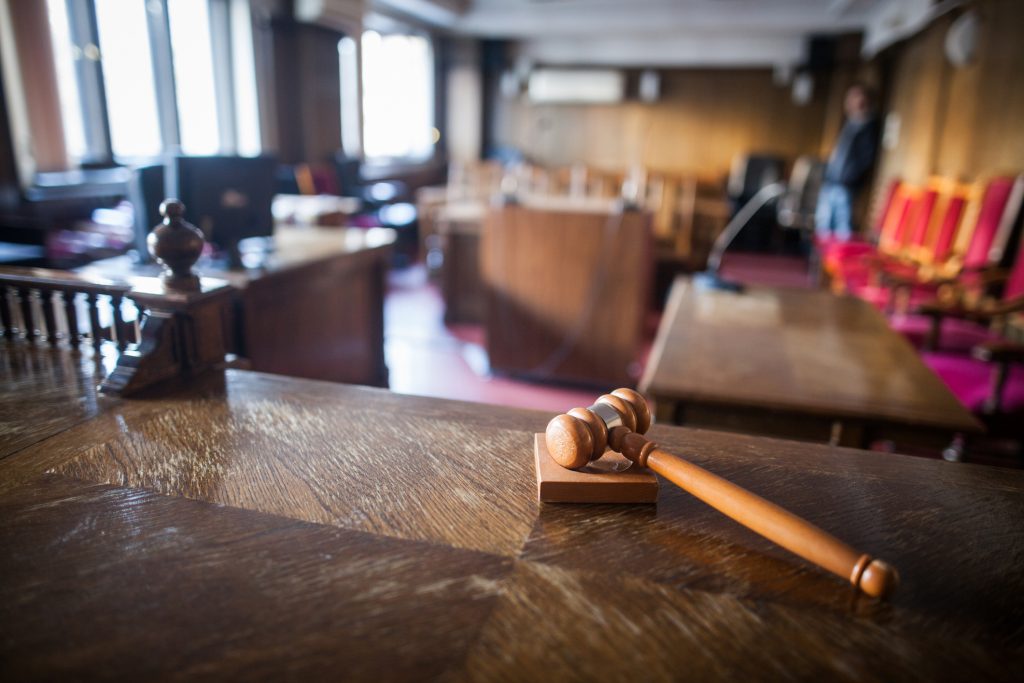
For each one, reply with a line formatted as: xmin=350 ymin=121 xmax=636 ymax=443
xmin=101 ymin=199 xmax=233 ymax=395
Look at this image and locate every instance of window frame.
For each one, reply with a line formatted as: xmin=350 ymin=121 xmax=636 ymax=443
xmin=47 ymin=0 xmax=259 ymax=170
xmin=358 ymin=28 xmax=439 ymax=167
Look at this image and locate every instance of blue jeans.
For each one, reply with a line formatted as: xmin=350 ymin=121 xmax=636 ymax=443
xmin=815 ymin=183 xmax=853 ymax=242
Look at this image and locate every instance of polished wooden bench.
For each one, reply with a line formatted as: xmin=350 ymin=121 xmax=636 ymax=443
xmin=0 ymin=359 xmax=1021 ymax=679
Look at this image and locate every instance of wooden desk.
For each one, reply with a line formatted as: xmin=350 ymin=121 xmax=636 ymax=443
xmin=640 ymin=277 xmax=983 ymax=449
xmin=81 ymin=225 xmax=395 ymax=386
xmin=437 ymin=201 xmax=486 ymax=325
xmin=0 ymin=366 xmax=1021 ymax=679
xmin=482 ymin=202 xmax=652 ymax=386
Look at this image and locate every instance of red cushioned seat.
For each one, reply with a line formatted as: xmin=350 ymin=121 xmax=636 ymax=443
xmin=923 ymin=352 xmax=1024 ymax=414
xmin=890 ymin=314 xmax=1000 ymax=352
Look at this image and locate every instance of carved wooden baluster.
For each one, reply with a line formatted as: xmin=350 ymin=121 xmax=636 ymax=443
xmin=40 ymin=290 xmax=59 ymax=346
xmin=133 ymin=300 xmax=146 ymax=344
xmin=63 ymin=291 xmax=81 ymax=348
xmin=111 ymin=293 xmax=128 ymax=351
xmin=86 ymin=293 xmax=103 ymax=350
xmin=17 ymin=288 xmax=36 ymax=341
xmin=0 ymin=286 xmax=13 ymax=339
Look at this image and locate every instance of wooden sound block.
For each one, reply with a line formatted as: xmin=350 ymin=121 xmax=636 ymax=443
xmin=534 ymin=434 xmax=659 ymax=504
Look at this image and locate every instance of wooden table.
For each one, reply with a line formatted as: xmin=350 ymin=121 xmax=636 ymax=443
xmin=81 ymin=225 xmax=394 ymax=387
xmin=1 ymin=353 xmax=1022 ymax=680
xmin=482 ymin=200 xmax=652 ymax=386
xmin=640 ymin=277 xmax=983 ymax=449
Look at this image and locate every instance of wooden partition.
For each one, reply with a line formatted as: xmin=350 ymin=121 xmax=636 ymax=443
xmin=481 ymin=201 xmax=652 ymax=386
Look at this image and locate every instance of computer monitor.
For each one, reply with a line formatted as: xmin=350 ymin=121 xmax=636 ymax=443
xmin=173 ymin=155 xmax=278 ymax=259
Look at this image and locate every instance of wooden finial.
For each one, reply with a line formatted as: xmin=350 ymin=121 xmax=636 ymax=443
xmin=543 ymin=388 xmax=899 ymax=600
xmin=147 ymin=199 xmax=205 ymax=291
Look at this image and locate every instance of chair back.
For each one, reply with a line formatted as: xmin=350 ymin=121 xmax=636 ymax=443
xmin=906 ymin=178 xmax=965 ymax=264
xmin=1004 ymin=236 xmax=1024 ymax=301
xmin=931 ymin=190 xmax=968 ymax=263
xmin=905 ymin=185 xmax=940 ymax=254
xmin=869 ymin=179 xmax=902 ymax=240
xmin=878 ymin=185 xmax=918 ymax=254
xmin=962 ymin=176 xmax=1019 ymax=269
xmin=777 ymin=155 xmax=825 ymax=231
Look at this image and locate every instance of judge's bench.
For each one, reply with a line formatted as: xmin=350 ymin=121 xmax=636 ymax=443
xmin=0 ymin=251 xmax=1022 ymax=680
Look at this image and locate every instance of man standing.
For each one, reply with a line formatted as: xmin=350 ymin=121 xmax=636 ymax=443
xmin=815 ymin=83 xmax=880 ymax=242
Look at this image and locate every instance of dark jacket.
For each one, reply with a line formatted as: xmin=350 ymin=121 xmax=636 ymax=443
xmin=824 ymin=116 xmax=880 ymax=189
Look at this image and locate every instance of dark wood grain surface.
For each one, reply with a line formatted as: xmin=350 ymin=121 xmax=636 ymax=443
xmin=0 ymin=343 xmax=114 ymax=460
xmin=640 ymin=277 xmax=983 ymax=446
xmin=0 ymin=368 xmax=1022 ymax=680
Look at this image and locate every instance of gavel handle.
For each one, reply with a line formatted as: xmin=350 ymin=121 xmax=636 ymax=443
xmin=613 ymin=431 xmax=898 ymax=598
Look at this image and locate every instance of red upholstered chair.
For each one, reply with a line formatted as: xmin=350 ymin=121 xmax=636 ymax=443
xmin=840 ymin=186 xmax=940 ymax=299
xmin=820 ymin=180 xmax=914 ymax=286
xmin=923 ymin=343 xmax=1024 ymax=457
xmin=889 ymin=175 xmax=1024 ymax=349
xmin=894 ymin=231 xmax=1024 ymax=353
xmin=817 ymin=178 xmax=902 ymax=266
xmin=849 ymin=180 xmax=970 ymax=310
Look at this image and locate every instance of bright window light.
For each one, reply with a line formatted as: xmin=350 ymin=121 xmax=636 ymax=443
xmin=168 ymin=0 xmax=221 ymax=154
xmin=94 ymin=0 xmax=162 ymax=159
xmin=338 ymin=36 xmax=361 ymax=157
xmin=231 ymin=0 xmax=261 ymax=156
xmin=361 ymin=31 xmax=434 ymax=162
xmin=46 ymin=0 xmax=86 ymax=162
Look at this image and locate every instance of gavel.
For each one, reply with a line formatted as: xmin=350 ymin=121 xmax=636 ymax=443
xmin=545 ymin=388 xmax=899 ymax=599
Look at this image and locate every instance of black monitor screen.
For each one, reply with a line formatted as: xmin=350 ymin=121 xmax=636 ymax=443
xmin=174 ymin=155 xmax=277 ymax=250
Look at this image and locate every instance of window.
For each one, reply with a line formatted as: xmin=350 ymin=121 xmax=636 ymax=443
xmin=359 ymin=31 xmax=436 ymax=163
xmin=44 ymin=0 xmax=261 ymax=166
xmin=94 ymin=0 xmax=163 ymax=158
xmin=338 ymin=36 xmax=361 ymax=158
xmin=167 ymin=0 xmax=221 ymax=155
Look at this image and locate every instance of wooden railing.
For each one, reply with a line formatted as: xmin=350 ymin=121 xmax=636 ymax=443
xmin=0 ymin=267 xmax=234 ymax=396
xmin=0 ymin=269 xmax=140 ymax=350
xmin=1 ymin=198 xmax=235 ymax=396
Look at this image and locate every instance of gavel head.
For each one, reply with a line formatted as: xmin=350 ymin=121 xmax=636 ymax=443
xmin=545 ymin=388 xmax=652 ymax=469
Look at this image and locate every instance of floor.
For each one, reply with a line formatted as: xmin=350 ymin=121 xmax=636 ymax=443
xmin=383 ymin=252 xmax=815 ymax=413
xmin=384 ymin=266 xmax=598 ymax=412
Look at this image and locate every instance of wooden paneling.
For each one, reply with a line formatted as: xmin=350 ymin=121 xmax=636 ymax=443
xmin=936 ymin=0 xmax=1024 ymax=178
xmin=6 ymin=0 xmax=67 ymax=172
xmin=482 ymin=203 xmax=651 ymax=386
xmin=496 ymin=68 xmax=830 ymax=181
xmin=271 ymin=20 xmax=344 ymax=164
xmin=0 ymin=368 xmax=1023 ymax=679
xmin=873 ymin=18 xmax=951 ymax=190
xmin=240 ymin=246 xmax=389 ymax=386
xmin=874 ymin=0 xmax=1024 ymax=196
